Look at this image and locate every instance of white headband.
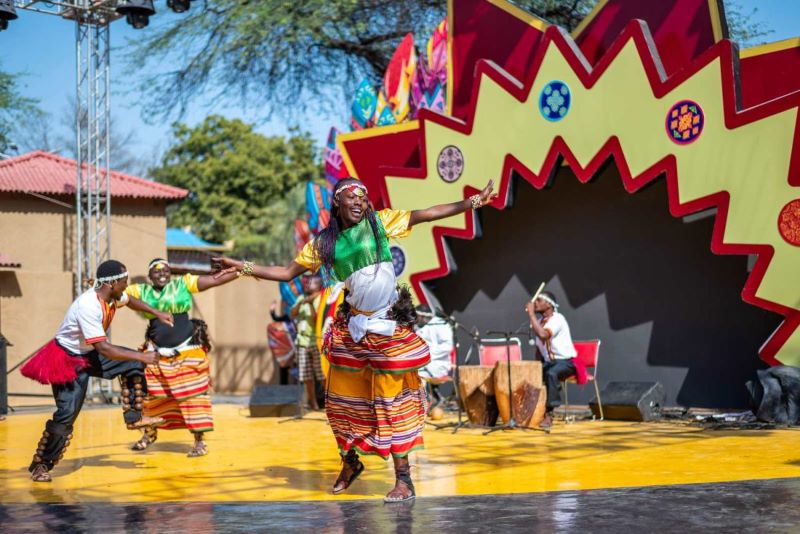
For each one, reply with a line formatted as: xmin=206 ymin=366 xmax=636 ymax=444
xmin=94 ymin=271 xmax=128 ymax=288
xmin=538 ymin=294 xmax=559 ymax=309
xmin=148 ymin=259 xmax=169 ymax=271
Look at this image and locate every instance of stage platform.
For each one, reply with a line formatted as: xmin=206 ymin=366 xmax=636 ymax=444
xmin=2 ymin=403 xmax=800 ymax=531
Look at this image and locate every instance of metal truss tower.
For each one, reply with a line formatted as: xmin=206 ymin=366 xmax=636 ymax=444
xmin=15 ymin=1 xmax=122 ymax=399
xmin=14 ymin=1 xmax=121 ymax=294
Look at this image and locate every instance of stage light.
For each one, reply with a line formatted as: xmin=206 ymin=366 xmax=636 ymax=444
xmin=0 ymin=0 xmax=18 ymax=32
xmin=167 ymin=0 xmax=191 ymax=14
xmin=116 ymin=0 xmax=155 ymax=29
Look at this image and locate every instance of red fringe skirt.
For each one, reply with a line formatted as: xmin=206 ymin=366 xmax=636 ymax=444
xmin=20 ymin=339 xmax=90 ymax=385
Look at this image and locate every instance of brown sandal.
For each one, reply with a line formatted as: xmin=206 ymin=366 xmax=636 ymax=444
xmin=332 ymin=452 xmax=364 ymax=494
xmin=187 ymin=440 xmax=208 ymax=457
xmin=30 ymin=463 xmax=52 ymax=483
xmin=384 ymin=466 xmax=416 ymax=503
xmin=131 ymin=427 xmax=158 ymax=451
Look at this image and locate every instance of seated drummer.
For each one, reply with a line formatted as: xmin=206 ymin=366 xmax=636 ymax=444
xmin=525 ymin=292 xmax=576 ymax=430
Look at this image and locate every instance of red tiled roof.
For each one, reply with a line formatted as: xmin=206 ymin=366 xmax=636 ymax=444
xmin=0 ymin=253 xmax=21 ymax=268
xmin=0 ymin=151 xmax=188 ymax=201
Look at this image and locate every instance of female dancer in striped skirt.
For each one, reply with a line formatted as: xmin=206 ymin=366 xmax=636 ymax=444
xmin=214 ymin=177 xmax=496 ymax=502
xmin=126 ymin=259 xmax=240 ymax=456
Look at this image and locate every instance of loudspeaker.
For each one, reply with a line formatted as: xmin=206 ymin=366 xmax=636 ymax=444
xmin=590 ymin=381 xmax=665 ymax=421
xmin=249 ymin=384 xmax=303 ymax=417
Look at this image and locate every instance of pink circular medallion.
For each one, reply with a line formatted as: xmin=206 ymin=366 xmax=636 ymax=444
xmin=437 ymin=145 xmax=464 ymax=183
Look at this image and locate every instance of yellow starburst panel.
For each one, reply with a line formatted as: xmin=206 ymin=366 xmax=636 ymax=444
xmin=340 ymin=21 xmax=800 ymax=366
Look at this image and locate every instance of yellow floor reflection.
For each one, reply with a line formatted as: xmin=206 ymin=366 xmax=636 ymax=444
xmin=2 ymin=404 xmax=800 ymax=503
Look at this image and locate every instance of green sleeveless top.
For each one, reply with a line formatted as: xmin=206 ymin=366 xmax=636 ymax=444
xmin=294 ymin=209 xmax=412 ymax=281
xmin=125 ymin=274 xmax=199 ymax=319
xmin=330 ymin=216 xmax=392 ymax=281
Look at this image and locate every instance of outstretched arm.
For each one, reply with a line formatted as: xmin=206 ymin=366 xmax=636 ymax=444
xmin=211 ymin=258 xmax=308 ymax=283
xmin=196 ymin=269 xmax=240 ymax=291
xmin=409 ymin=180 xmax=497 ymax=227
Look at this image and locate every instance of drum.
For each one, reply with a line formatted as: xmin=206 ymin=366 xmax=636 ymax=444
xmin=458 ymin=365 xmax=499 ymax=427
xmin=493 ymin=361 xmax=546 ymax=428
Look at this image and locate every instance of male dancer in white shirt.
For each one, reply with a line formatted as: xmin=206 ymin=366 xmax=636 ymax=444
xmin=22 ymin=260 xmax=173 ymax=482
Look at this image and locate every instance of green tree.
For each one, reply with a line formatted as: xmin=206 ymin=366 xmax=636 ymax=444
xmin=0 ymin=66 xmax=41 ymax=153
xmin=152 ymin=115 xmax=323 ymax=264
xmin=128 ymin=1 xmax=772 ymax=124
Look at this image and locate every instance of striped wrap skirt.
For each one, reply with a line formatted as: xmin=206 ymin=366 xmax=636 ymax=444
xmin=144 ymin=345 xmax=213 ymax=433
xmin=325 ymin=318 xmax=431 ymax=459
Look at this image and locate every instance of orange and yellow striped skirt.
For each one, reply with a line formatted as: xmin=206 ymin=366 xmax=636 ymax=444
xmin=325 ymin=321 xmax=430 ymax=459
xmin=144 ymin=346 xmax=213 ymax=433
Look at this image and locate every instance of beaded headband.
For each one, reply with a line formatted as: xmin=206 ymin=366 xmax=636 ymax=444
xmin=93 ymin=271 xmax=128 ymax=288
xmin=334 ymin=182 xmax=368 ymax=198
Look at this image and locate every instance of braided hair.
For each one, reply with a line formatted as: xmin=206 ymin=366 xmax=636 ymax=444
xmin=191 ymin=319 xmax=212 ymax=352
xmin=313 ymin=178 xmax=383 ymax=282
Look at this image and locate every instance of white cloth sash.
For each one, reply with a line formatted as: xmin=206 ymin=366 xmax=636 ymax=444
xmin=348 ymin=304 xmax=396 ymax=343
xmin=147 ymin=336 xmax=201 ymax=357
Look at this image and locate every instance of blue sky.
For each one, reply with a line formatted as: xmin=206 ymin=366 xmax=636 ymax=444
xmin=3 ymin=1 xmax=800 ymax=168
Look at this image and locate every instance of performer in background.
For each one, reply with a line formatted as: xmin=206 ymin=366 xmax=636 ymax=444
xmin=21 ymin=260 xmax=173 ymax=482
xmin=291 ymin=273 xmax=325 ymax=410
xmin=213 ymin=177 xmax=496 ymax=503
xmin=526 ymin=291 xmax=577 ymax=430
xmin=269 ymin=299 xmax=296 ymax=385
xmin=415 ymin=305 xmax=454 ymax=406
xmin=126 ymin=258 xmax=240 ymax=457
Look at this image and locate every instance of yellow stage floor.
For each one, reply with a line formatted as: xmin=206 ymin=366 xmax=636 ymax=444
xmin=2 ymin=404 xmax=799 ymax=503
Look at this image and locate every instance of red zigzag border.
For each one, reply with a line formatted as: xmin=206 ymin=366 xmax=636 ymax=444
xmin=343 ymin=21 xmax=800 ymax=366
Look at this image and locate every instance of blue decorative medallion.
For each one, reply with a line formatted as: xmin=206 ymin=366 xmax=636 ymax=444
xmin=538 ymin=80 xmax=571 ymax=122
xmin=390 ymin=245 xmax=406 ymax=277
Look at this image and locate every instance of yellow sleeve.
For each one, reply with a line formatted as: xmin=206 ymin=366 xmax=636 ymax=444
xmin=182 ymin=273 xmax=200 ymax=293
xmin=378 ymin=209 xmax=412 ymax=239
xmin=293 ymin=240 xmax=321 ymax=272
xmin=125 ymin=284 xmax=142 ymax=300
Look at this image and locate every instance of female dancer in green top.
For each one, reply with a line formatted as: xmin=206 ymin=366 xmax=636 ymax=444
xmin=126 ymin=258 xmax=240 ymax=456
xmin=215 ymin=177 xmax=496 ymax=502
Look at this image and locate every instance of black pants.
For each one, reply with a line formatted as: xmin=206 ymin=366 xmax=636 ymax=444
xmin=30 ymin=351 xmax=146 ymax=472
xmin=543 ymin=358 xmax=577 ymax=411
xmin=279 ymin=366 xmax=290 ymax=385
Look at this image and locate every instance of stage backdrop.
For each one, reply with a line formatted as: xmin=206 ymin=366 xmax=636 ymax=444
xmin=338 ymin=0 xmax=800 ymax=409
xmin=430 ymin=165 xmax=781 ymax=408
